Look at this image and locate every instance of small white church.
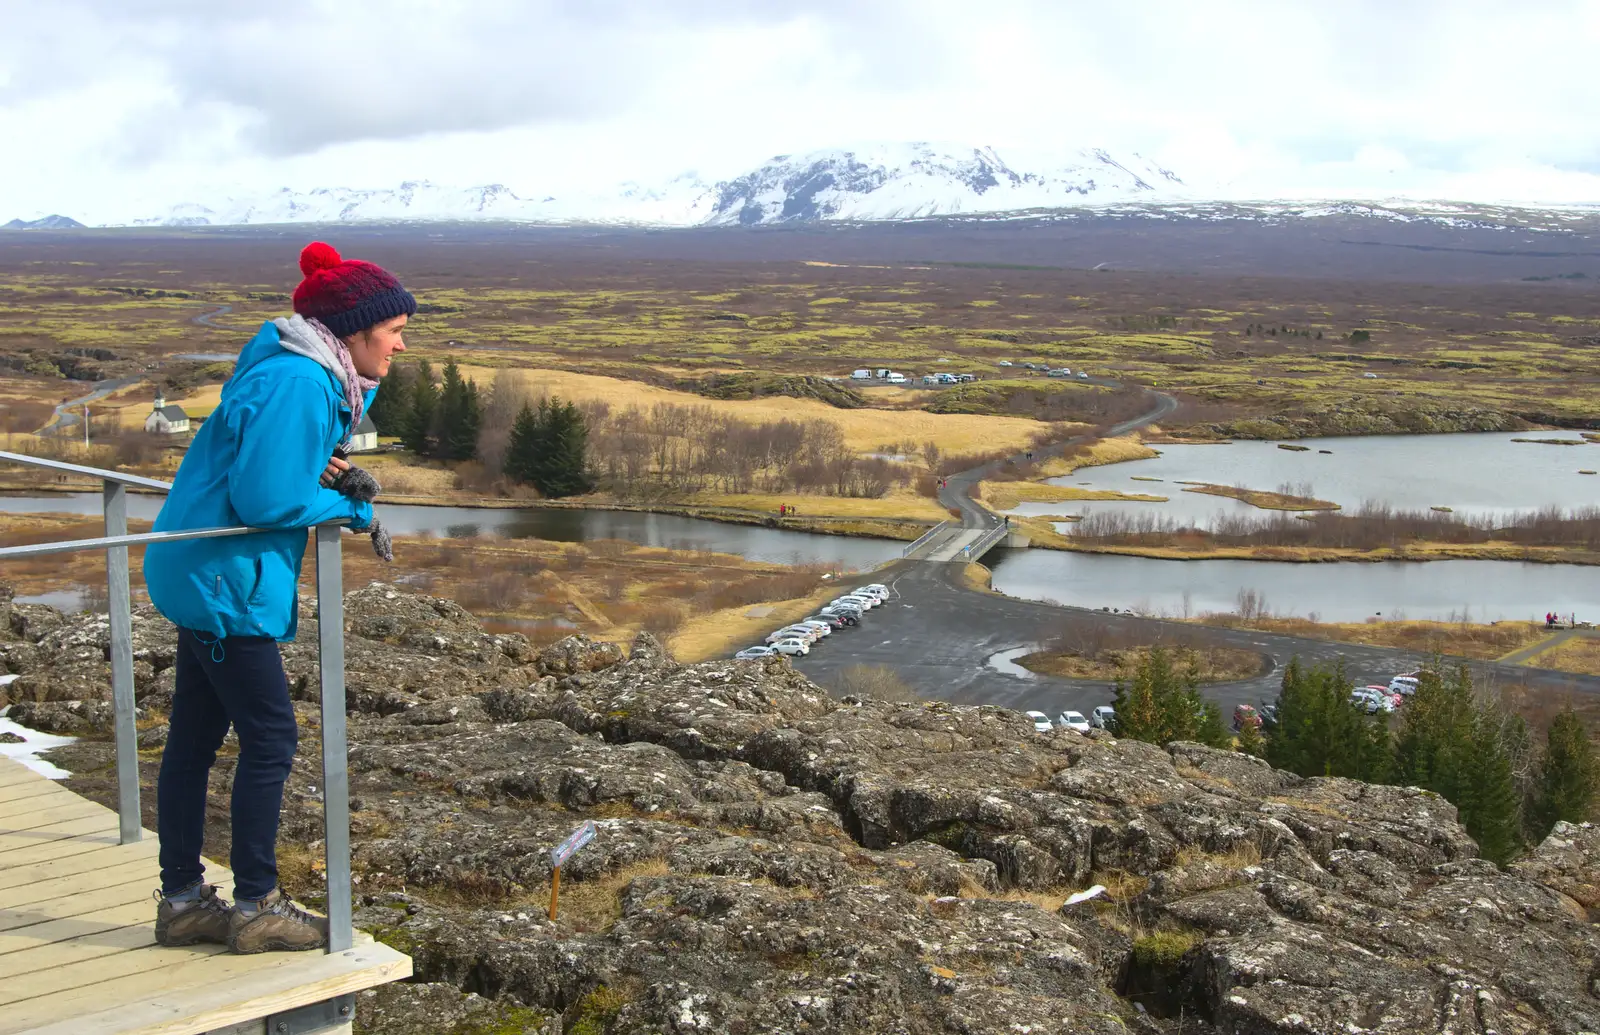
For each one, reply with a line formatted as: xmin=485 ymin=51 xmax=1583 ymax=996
xmin=144 ymin=392 xmax=190 ymax=435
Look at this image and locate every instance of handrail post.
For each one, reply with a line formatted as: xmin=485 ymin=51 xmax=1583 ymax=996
xmin=314 ymin=524 xmax=352 ymax=953
xmin=102 ymin=479 xmax=141 ymax=844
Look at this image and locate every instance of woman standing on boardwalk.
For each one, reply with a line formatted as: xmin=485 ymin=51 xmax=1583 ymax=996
xmin=144 ymin=242 xmax=411 ymax=953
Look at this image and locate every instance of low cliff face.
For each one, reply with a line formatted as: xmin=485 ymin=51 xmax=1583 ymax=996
xmin=4 ymin=583 xmax=1598 ymax=1034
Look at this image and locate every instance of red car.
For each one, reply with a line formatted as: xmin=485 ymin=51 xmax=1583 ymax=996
xmin=1232 ymin=704 xmax=1262 ymax=731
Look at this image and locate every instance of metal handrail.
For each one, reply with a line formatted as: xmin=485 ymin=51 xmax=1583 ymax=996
xmin=961 ymin=522 xmax=1010 ymax=560
xmin=902 ymin=520 xmax=949 ymax=557
xmin=0 ymin=454 xmax=355 ymax=953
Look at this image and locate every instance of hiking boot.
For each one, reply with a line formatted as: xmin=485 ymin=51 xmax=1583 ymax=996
xmin=227 ymin=888 xmax=328 ymax=954
xmin=153 ymin=884 xmax=232 ymax=947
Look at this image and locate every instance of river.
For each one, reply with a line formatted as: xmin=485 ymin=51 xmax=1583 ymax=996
xmin=0 ymin=494 xmax=903 ymax=569
xmin=986 ymin=548 xmax=1596 ymax=624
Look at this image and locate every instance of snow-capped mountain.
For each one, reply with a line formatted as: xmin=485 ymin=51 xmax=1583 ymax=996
xmin=702 ymin=144 xmax=1183 ymax=225
xmin=118 ymin=143 xmax=1186 ymax=229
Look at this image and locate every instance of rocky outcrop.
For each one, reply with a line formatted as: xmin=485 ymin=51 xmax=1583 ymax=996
xmin=8 ymin=582 xmax=1598 ymax=1034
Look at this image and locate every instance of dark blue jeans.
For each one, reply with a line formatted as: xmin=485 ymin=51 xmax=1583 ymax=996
xmin=158 ymin=629 xmax=297 ymax=901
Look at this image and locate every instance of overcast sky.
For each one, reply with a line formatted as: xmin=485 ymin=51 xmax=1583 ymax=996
xmin=3 ymin=0 xmax=1598 ymax=219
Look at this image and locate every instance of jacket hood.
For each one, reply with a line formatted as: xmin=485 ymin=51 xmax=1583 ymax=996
xmin=225 ymin=320 xmax=343 ymax=405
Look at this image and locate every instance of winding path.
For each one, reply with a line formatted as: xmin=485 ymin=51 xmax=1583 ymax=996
xmin=795 ymin=383 xmax=1600 ymax=714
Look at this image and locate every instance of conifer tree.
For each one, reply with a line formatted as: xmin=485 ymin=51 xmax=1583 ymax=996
xmin=403 ymin=359 xmax=438 ymax=455
xmin=1461 ymin=712 xmax=1523 ymax=866
xmin=540 ymin=399 xmax=593 ymax=498
xmin=1235 ymin=714 xmax=1266 ymax=757
xmin=367 ymin=362 xmax=412 ymax=440
xmin=1196 ymin=700 xmax=1231 ymax=750
xmin=1529 ymin=708 xmax=1599 ymax=838
xmin=435 ymin=359 xmax=482 ymax=461
xmin=504 ymin=400 xmax=545 ymax=486
xmin=1111 ymin=647 xmax=1209 ymax=746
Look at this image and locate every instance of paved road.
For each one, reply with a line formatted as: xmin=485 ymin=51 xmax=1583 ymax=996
xmin=792 ymin=560 xmax=1600 ymax=717
xmin=42 ymin=376 xmax=143 ymax=435
xmin=936 ymin=381 xmax=1179 ymax=531
xmin=191 ymin=304 xmax=233 ymax=329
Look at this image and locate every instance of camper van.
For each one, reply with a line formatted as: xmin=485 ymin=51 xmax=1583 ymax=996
xmin=886 ymin=372 xmax=907 ymax=384
xmin=851 ymin=369 xmax=872 ymax=380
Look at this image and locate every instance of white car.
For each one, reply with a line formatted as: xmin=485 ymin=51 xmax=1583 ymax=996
xmin=998 ymin=360 xmax=1013 ymax=367
xmin=1349 ymin=688 xmax=1395 ymax=714
xmin=794 ymin=620 xmax=832 ymax=638
xmin=1090 ymin=706 xmax=1116 ymax=730
xmin=771 ymin=638 xmax=810 ymax=656
xmin=886 ymin=372 xmax=907 ymax=384
xmin=1077 ymin=371 xmax=1089 ymax=380
xmin=766 ymin=625 xmax=819 ymax=645
xmin=734 ymin=646 xmax=775 ymax=660
xmin=860 ymin=584 xmax=890 ymax=598
xmin=834 ymin=595 xmax=879 ymax=610
xmin=1057 ymin=710 xmax=1090 ymax=733
xmin=1024 ymin=710 xmax=1053 ymax=733
xmin=1388 ymin=676 xmax=1419 ymax=696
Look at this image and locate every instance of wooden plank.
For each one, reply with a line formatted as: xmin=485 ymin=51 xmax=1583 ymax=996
xmin=0 ymin=856 xmax=207 ymax=911
xmin=0 ymin=786 xmax=86 ymax=819
xmin=7 ymin=939 xmax=411 ymax=1035
xmin=0 ymin=917 xmax=155 ymax=976
xmin=0 ymin=781 xmax=71 ymax=807
xmin=0 ymin=815 xmax=118 ymax=855
xmin=0 ymin=837 xmax=158 ymax=892
xmin=0 ymin=876 xmax=157 ymax=934
xmin=0 ymin=831 xmax=133 ymax=869
xmin=0 ymin=799 xmax=113 ymax=832
xmin=0 ymin=898 xmax=153 ymax=958
xmin=0 ymin=943 xmax=226 ymax=1008
xmin=0 ymin=765 xmax=48 ymax=790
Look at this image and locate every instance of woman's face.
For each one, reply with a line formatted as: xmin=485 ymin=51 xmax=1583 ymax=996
xmin=346 ymin=314 xmax=408 ymax=378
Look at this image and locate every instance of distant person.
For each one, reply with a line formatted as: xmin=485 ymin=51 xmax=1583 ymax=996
xmin=144 ymin=242 xmax=410 ymax=954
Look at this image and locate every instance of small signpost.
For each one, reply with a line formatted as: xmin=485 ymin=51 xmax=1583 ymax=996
xmin=548 ymin=820 xmax=597 ymax=921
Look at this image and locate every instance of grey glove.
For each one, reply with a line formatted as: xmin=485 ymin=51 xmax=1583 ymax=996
xmin=334 ymin=465 xmax=382 ymax=503
xmin=368 ymin=518 xmax=393 ymax=562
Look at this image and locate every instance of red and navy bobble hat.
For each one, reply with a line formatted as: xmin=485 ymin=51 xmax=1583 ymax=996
xmin=291 ymin=241 xmax=417 ymax=338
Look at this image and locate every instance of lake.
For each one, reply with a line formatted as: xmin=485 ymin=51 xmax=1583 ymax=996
xmin=1010 ymin=431 xmax=1600 ymax=527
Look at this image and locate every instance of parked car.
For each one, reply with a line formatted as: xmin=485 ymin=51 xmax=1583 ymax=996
xmin=818 ymin=605 xmax=862 ymax=621
xmin=851 ymin=369 xmax=872 ymax=379
xmin=771 ymin=638 xmax=810 ymax=656
xmin=793 ymin=620 xmax=832 ymax=638
xmin=1076 ymin=371 xmax=1089 ymax=380
xmin=1363 ymin=372 xmax=1379 ymax=378
xmin=1090 ymin=705 xmax=1117 ymax=730
xmin=1046 ymin=368 xmax=1070 ymax=378
xmin=834 ymin=594 xmax=879 ymax=609
xmin=922 ymin=374 xmax=940 ymax=385
xmin=1388 ymin=676 xmax=1419 ymax=696
xmin=1350 ymin=688 xmax=1396 ymax=714
xmin=766 ymin=625 xmax=819 ymax=645
xmin=806 ymin=614 xmax=846 ymax=628
xmin=998 ymin=360 xmax=1013 ymax=367
xmin=857 ymin=584 xmax=891 ymax=599
xmin=957 ymin=373 xmax=977 ymax=382
xmin=886 ymin=372 xmax=907 ymax=384
xmin=1232 ymin=704 xmax=1262 ymax=731
xmin=1257 ymin=700 xmax=1279 ymax=731
xmin=734 ymin=646 xmax=775 ymax=660
xmin=1024 ymin=710 xmax=1053 ymax=733
xmin=1367 ymin=685 xmax=1405 ymax=706
xmin=1057 ymin=710 xmax=1090 ymax=733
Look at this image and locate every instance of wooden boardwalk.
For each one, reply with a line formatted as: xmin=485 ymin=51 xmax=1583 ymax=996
xmin=0 ymin=757 xmax=410 ymax=1035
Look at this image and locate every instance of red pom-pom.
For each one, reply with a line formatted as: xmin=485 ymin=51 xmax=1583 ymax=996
xmin=299 ymin=241 xmax=342 ymax=276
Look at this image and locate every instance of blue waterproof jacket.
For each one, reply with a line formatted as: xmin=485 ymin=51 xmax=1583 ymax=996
xmin=144 ymin=321 xmax=374 ymax=641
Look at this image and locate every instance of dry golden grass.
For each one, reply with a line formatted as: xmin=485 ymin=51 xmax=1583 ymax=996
xmin=1181 ymin=483 xmax=1340 ymax=511
xmin=456 ymin=365 xmax=1050 ymax=455
xmin=1196 ymin=615 xmax=1550 ymax=661
xmin=1033 ymin=436 xmax=1159 ymax=477
xmin=959 ymin=562 xmax=994 ymax=593
xmin=978 ymin=481 xmax=1167 ymax=510
xmin=669 ymin=582 xmax=843 ymax=662
xmin=682 ymin=488 xmax=947 ymax=521
xmin=1018 ymin=645 xmax=1264 ymax=683
xmin=1527 ymin=634 xmax=1600 ymax=676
